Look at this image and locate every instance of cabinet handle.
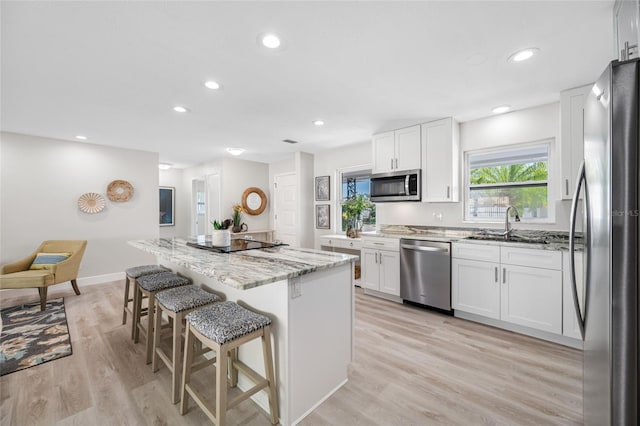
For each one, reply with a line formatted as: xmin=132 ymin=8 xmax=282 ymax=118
xmin=329 ymin=240 xmax=332 ymax=244
xmin=390 ymin=158 xmax=394 ymax=169
xmin=565 ymin=179 xmax=569 ymax=196
xmin=502 ymin=268 xmax=506 ymax=284
xmin=395 ymin=158 xmax=398 ymax=169
xmin=494 ymin=266 xmax=498 ymax=283
xmin=379 ymin=252 xmax=382 ymax=265
xmin=349 ymin=242 xmax=353 ymax=247
xmin=446 ymin=186 xmax=450 ymax=199
xmin=375 ymin=252 xmax=378 ymax=264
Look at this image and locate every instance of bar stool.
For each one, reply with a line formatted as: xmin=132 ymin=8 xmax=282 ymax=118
xmin=180 ymin=301 xmax=278 ymax=425
xmin=123 ymin=265 xmax=169 ymax=338
xmin=152 ymin=285 xmax=221 ymax=403
xmin=134 ymin=271 xmax=191 ymax=364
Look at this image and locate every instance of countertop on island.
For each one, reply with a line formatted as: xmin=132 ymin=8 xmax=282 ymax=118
xmin=129 ymin=237 xmax=357 ymax=290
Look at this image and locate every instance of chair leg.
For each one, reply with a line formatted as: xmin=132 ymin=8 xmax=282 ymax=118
xmin=70 ymin=279 xmax=81 ymax=295
xmin=172 ymin=311 xmax=184 ymax=404
xmin=229 ymin=347 xmax=238 ymax=388
xmin=180 ymin=324 xmax=195 ymax=415
xmin=133 ymin=285 xmax=142 ymax=343
xmin=216 ymin=344 xmax=229 ymax=426
xmin=123 ymin=277 xmax=131 ymax=325
xmin=152 ymin=300 xmax=163 ymax=373
xmin=37 ymin=287 xmax=48 ymax=311
xmin=262 ymin=325 xmax=279 ymax=424
xmin=146 ymin=292 xmax=156 ymax=364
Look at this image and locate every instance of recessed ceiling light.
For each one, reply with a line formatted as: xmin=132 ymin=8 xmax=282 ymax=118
xmin=508 ymin=48 xmax=540 ymax=63
xmin=75 ymin=135 xmax=87 ymax=140
xmin=313 ymin=120 xmax=325 ymax=126
xmin=173 ymin=105 xmax=190 ymax=113
xmin=226 ymin=147 xmax=245 ymax=156
xmin=158 ymin=163 xmax=172 ymax=170
xmin=261 ymin=34 xmax=281 ymax=49
xmin=204 ymin=80 xmax=220 ymax=90
xmin=492 ymin=105 xmax=511 ymax=114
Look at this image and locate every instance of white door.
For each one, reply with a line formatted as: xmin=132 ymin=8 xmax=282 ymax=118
xmin=192 ymin=179 xmax=206 ymax=236
xmin=205 ymin=173 xmax=221 ymax=235
xmin=378 ymin=250 xmax=400 ymax=296
xmin=274 ymin=173 xmax=298 ymax=247
xmin=501 ymin=265 xmax=562 ymax=334
xmin=394 ymin=125 xmax=421 ymax=172
xmin=451 ymin=258 xmax=500 ymax=319
xmin=360 ymin=248 xmax=379 ymax=291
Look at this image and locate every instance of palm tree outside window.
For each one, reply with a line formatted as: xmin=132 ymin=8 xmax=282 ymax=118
xmin=465 ymin=141 xmax=552 ymax=221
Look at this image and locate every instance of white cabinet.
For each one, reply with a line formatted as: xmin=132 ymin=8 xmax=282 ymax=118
xmin=421 ymin=118 xmax=460 ymax=202
xmin=500 ymin=264 xmax=562 ymax=334
xmin=615 ymin=0 xmax=639 ymax=60
xmin=562 ymin=250 xmax=584 ymax=339
xmin=361 ymin=237 xmax=400 ymax=297
xmin=372 ymin=125 xmax=421 ymax=174
xmin=452 ymin=243 xmax=562 ymax=335
xmin=560 ymin=84 xmax=591 ymax=199
xmin=452 ymin=258 xmax=500 ymax=319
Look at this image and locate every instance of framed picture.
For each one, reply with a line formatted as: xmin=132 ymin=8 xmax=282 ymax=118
xmin=159 ymin=186 xmax=175 ymax=226
xmin=316 ymin=204 xmax=330 ymax=229
xmin=315 ymin=175 xmax=330 ymax=201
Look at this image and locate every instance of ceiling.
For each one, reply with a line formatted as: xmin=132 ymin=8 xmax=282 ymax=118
xmin=1 ymin=1 xmax=614 ymax=168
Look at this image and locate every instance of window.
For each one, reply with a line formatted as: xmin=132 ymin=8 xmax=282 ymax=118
xmin=465 ymin=141 xmax=552 ymax=222
xmin=340 ymin=169 xmax=376 ymax=231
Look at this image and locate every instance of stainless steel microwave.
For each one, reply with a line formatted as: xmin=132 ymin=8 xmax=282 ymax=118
xmin=370 ymin=169 xmax=421 ymax=202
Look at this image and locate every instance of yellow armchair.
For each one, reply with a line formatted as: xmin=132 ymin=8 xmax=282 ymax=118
xmin=0 ymin=240 xmax=87 ymax=310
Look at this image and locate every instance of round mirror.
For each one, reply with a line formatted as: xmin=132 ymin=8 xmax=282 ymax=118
xmin=242 ymin=187 xmax=267 ymax=215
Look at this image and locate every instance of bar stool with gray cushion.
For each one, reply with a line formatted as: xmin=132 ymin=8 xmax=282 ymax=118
xmin=124 ymin=265 xmax=169 ymax=338
xmin=134 ymin=271 xmax=190 ymax=364
xmin=180 ymin=301 xmax=278 ymax=425
xmin=152 ymin=284 xmax=222 ymax=403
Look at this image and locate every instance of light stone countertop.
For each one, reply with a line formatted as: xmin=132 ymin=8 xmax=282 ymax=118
xmin=128 ymin=238 xmax=357 ymax=290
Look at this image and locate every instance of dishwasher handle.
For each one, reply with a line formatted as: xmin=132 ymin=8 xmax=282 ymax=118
xmin=401 ymin=244 xmax=449 ymax=253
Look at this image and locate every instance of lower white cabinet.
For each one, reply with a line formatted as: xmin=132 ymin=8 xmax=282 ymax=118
xmin=562 ymin=251 xmax=584 ymax=339
xmin=452 ymin=243 xmax=563 ymax=335
xmin=361 ymin=248 xmax=400 ymax=296
xmin=501 ymin=264 xmax=562 ymax=334
xmin=452 ymin=258 xmax=500 ymax=319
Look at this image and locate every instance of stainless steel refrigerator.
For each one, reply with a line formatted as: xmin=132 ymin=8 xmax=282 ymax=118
xmin=569 ymin=58 xmax=639 ymax=425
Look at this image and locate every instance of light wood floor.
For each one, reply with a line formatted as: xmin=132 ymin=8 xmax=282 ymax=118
xmin=0 ymin=281 xmax=583 ymax=425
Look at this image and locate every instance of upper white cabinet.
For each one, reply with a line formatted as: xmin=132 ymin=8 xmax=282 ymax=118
xmin=372 ymin=125 xmax=421 ymax=174
xmin=560 ymin=84 xmax=592 ymax=200
xmin=421 ymin=118 xmax=460 ymax=202
xmin=615 ymin=0 xmax=639 ymax=60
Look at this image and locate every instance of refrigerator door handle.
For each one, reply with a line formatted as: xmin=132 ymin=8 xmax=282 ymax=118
xmin=569 ymin=160 xmax=586 ymax=340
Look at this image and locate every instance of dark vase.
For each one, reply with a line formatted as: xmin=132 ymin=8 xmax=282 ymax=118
xmin=232 ymin=225 xmax=242 ymax=233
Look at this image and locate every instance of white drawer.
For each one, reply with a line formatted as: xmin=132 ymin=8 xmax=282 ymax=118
xmin=361 ymin=236 xmax=399 ymax=251
xmin=452 ymin=243 xmax=500 ymax=262
xmin=500 ymin=246 xmax=562 ymax=270
xmin=320 ymin=236 xmax=361 ymax=250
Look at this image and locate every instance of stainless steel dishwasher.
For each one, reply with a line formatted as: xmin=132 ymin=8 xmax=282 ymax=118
xmin=400 ymin=239 xmax=452 ymax=312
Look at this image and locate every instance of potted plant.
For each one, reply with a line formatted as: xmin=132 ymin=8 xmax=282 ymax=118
xmin=231 ymin=204 xmax=247 ymax=233
xmin=342 ymin=194 xmax=373 ymax=238
xmin=211 ymin=219 xmax=231 ymax=246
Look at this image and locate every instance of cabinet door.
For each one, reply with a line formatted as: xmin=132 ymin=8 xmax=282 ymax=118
xmin=562 ymin=251 xmax=585 ymax=339
xmin=361 ymin=248 xmax=380 ymax=291
xmin=394 ymin=125 xmax=421 ymax=172
xmin=615 ymin=0 xmax=639 ymax=60
xmin=560 ymin=85 xmax=591 ymax=199
xmin=372 ymin=131 xmax=395 ymax=174
xmin=378 ymin=250 xmax=400 ymax=296
xmin=422 ymin=118 xmax=459 ymax=202
xmin=451 ymin=258 xmax=500 ymax=319
xmin=501 ymin=265 xmax=562 ymax=334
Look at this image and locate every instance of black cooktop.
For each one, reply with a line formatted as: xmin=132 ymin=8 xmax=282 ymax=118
xmin=186 ymin=239 xmax=287 ymax=254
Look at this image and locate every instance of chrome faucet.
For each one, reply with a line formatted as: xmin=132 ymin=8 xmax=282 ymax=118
xmin=503 ymin=206 xmax=521 ymax=240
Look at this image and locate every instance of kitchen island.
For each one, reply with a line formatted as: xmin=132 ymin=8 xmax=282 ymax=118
xmin=129 ymin=237 xmax=356 ymax=426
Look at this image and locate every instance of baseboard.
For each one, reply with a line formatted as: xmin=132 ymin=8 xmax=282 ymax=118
xmin=77 ymin=272 xmax=125 ymax=286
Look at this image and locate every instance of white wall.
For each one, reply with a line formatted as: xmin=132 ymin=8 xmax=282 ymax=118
xmin=376 ymin=102 xmax=574 ymax=231
xmin=0 ymin=132 xmax=157 ymax=279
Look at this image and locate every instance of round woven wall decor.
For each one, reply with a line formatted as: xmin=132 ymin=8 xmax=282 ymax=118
xmin=106 ymin=180 xmax=134 ymax=202
xmin=78 ymin=192 xmax=106 ymax=214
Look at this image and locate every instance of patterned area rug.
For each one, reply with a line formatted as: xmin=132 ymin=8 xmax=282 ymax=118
xmin=0 ymin=298 xmax=72 ymax=376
